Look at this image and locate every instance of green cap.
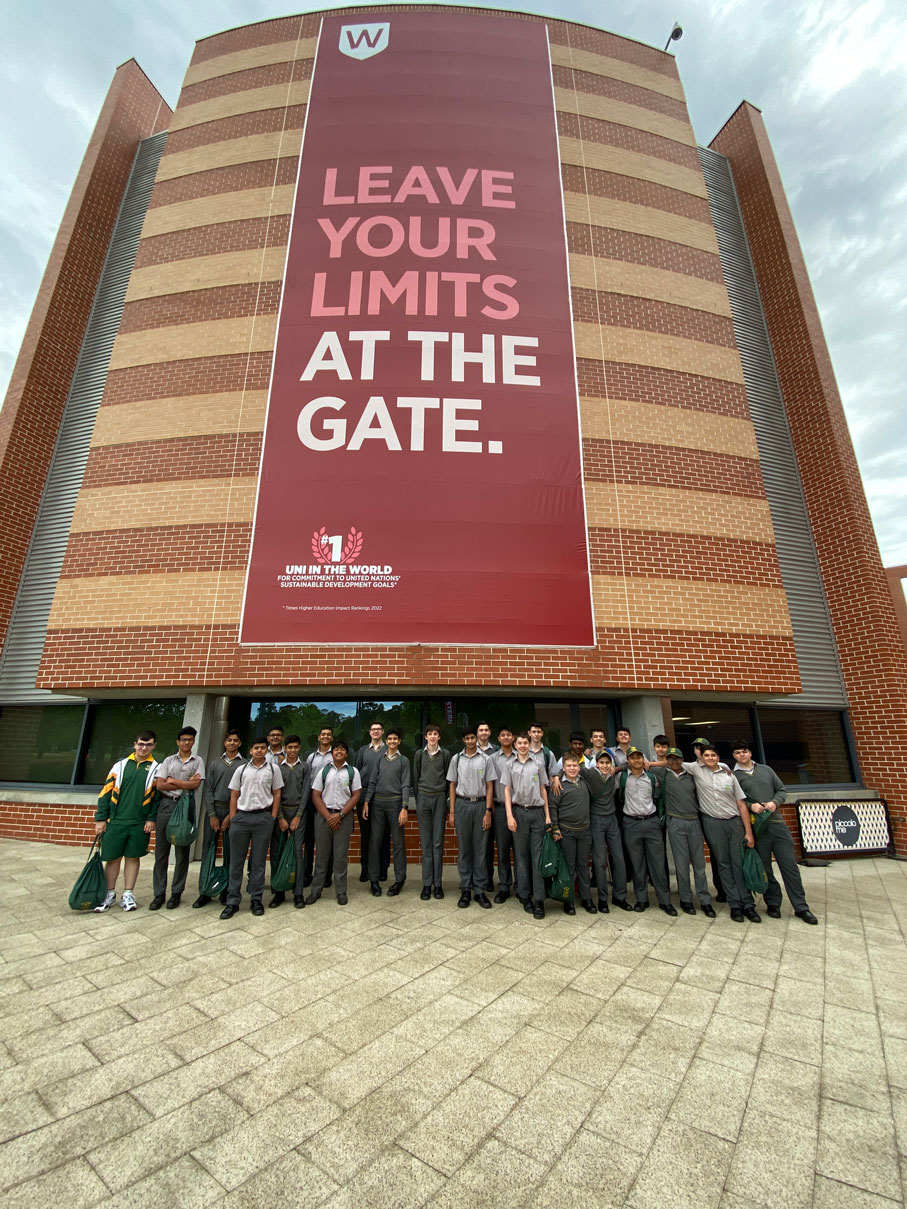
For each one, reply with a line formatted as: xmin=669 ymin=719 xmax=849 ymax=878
xmin=667 ymin=747 xmax=684 ymax=758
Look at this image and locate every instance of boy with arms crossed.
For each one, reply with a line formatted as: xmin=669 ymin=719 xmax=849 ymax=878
xmin=93 ymin=732 xmax=159 ymax=912
xmin=502 ymin=732 xmax=551 ymax=920
xmin=580 ymin=750 xmax=632 ymax=913
xmin=356 ymin=721 xmax=389 ymax=883
xmin=447 ymin=727 xmax=496 ymax=909
xmin=414 ymin=724 xmax=451 ymax=900
xmin=658 ymin=748 xmax=714 ymax=916
xmin=615 ymin=747 xmax=676 ymax=916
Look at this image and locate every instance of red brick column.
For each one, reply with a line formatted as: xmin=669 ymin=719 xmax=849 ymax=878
xmin=711 ymin=103 xmax=907 ymax=852
xmin=0 ymin=61 xmax=171 ymax=656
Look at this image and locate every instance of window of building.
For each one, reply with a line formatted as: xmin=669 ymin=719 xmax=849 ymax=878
xmin=80 ymin=701 xmax=185 ymax=784
xmin=670 ymin=704 xmax=755 ymax=761
xmin=0 ymin=704 xmax=84 ymax=783
xmin=757 ymin=708 xmax=854 ymax=785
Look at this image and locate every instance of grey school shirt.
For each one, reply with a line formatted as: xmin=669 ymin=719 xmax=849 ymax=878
xmin=622 ymin=770 xmax=657 ymax=818
xmin=205 ymin=752 xmax=245 ymax=813
xmin=681 ymin=761 xmax=745 ymax=820
xmin=413 ymin=747 xmax=450 ymax=796
xmin=228 ymin=760 xmax=284 ymax=811
xmin=500 ymin=756 xmax=547 ymax=808
xmin=550 ymin=777 xmax=591 ymax=830
xmin=580 ymin=766 xmax=617 ymax=816
xmin=733 ymin=762 xmax=787 ymax=806
xmin=447 ymin=750 xmax=496 ymax=799
xmin=368 ymin=752 xmax=412 ymax=804
xmin=156 ymin=752 xmax=206 ymax=801
xmin=489 ymin=749 xmax=517 ymax=803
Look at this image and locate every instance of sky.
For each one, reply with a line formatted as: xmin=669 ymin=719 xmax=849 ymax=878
xmin=1 ymin=0 xmax=905 ymax=565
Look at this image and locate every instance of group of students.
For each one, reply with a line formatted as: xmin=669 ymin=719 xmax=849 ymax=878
xmin=90 ymin=719 xmax=817 ymax=926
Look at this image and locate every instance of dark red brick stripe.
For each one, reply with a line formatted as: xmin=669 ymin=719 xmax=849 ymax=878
xmin=135 ymin=216 xmax=291 ymax=270
xmin=61 ymin=524 xmax=254 ymax=578
xmin=37 ymin=625 xmax=800 ymax=695
xmin=102 ymin=352 xmax=273 ymax=407
xmin=84 ymin=433 xmax=262 ymax=488
xmin=162 ymin=105 xmax=305 ymax=156
xmin=572 ymin=286 xmax=736 ymax=348
xmin=588 ymin=528 xmax=782 ymax=586
xmin=562 ymin=163 xmax=712 ymax=225
xmin=552 ymin=63 xmax=689 ymax=122
xmin=566 ymin=221 xmax=723 ymax=285
xmin=191 ymin=16 xmax=309 ymax=63
xmin=148 ymin=158 xmax=297 ymax=210
xmin=178 ymin=56 xmax=313 ymax=108
xmin=583 ymin=438 xmax=765 ymax=498
xmin=120 ymin=283 xmax=281 ymax=335
xmin=558 ymin=110 xmax=701 ymax=172
xmin=577 ymin=360 xmax=750 ymax=420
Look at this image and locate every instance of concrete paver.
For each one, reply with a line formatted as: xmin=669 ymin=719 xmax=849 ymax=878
xmin=0 ymin=838 xmax=905 ymax=1206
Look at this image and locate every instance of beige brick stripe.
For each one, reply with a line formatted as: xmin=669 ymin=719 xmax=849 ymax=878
xmin=564 ymin=193 xmax=719 ymax=255
xmin=584 ymin=481 xmax=776 ymax=542
xmin=169 ymin=79 xmax=311 ymax=132
xmin=70 ymin=478 xmax=257 ymax=533
xmin=554 ymin=86 xmax=695 ymax=147
xmin=592 ymin=575 xmax=792 ymax=636
xmin=549 ymin=43 xmax=685 ymax=103
xmin=575 ymin=321 xmax=745 ymax=384
xmin=559 ymin=136 xmax=706 ymax=199
xmin=569 ymin=253 xmax=731 ymax=317
xmin=156 ymin=131 xmax=303 ymax=182
xmin=48 ymin=571 xmax=247 ymax=630
xmin=142 ymin=186 xmax=295 ymax=238
xmin=183 ymin=40 xmax=317 ymax=87
xmin=91 ymin=393 xmax=268 ymax=447
xmin=107 ymin=315 xmax=277 ymax=371
xmin=580 ymin=399 xmax=759 ymax=459
xmin=125 ymin=249 xmax=287 ymax=302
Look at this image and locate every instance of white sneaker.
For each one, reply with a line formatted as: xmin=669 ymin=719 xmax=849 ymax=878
xmin=94 ymin=890 xmax=116 ymax=912
xmin=121 ymin=891 xmax=137 ymax=911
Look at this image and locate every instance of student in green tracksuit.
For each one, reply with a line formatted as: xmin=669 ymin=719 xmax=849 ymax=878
xmin=92 ymin=731 xmax=160 ymax=912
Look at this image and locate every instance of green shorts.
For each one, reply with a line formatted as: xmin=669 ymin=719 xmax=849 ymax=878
xmin=100 ymin=821 xmax=149 ymax=861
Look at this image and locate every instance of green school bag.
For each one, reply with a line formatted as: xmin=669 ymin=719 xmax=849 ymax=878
xmin=549 ymin=842 xmax=574 ymax=904
xmin=68 ymin=836 xmax=108 ymax=912
xmin=166 ymin=791 xmax=198 ymax=848
xmin=538 ymin=831 xmax=560 ymax=878
xmin=749 ymin=807 xmax=774 ymax=840
xmin=740 ymin=841 xmax=769 ymax=894
xmin=198 ymin=829 xmax=230 ymax=897
xmin=270 ymin=829 xmax=297 ymax=893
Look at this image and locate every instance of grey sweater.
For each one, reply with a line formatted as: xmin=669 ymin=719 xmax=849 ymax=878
xmin=368 ymin=753 xmax=412 ymax=803
xmin=733 ymin=762 xmax=787 ymax=806
xmin=550 ymin=777 xmax=591 ymax=830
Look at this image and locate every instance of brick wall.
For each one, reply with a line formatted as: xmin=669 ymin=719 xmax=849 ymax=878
xmin=711 ymin=104 xmax=907 ymax=852
xmin=0 ymin=62 xmax=171 ymax=658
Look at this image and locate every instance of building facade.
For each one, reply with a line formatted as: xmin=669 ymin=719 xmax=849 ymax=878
xmin=0 ymin=8 xmax=904 ymax=856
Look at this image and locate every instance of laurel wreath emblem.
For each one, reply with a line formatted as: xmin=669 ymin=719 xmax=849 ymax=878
xmin=311 ymin=526 xmax=363 ymax=565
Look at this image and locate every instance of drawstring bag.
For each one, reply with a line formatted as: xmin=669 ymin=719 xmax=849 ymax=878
xmin=740 ymin=841 xmax=769 ymax=894
xmin=549 ymin=843 xmax=574 ymax=904
xmin=270 ymin=828 xmax=297 ymax=893
xmin=68 ymin=837 xmax=108 ymax=912
xmin=538 ymin=831 xmax=560 ymax=878
xmin=166 ymin=792 xmax=197 ymax=847
xmin=199 ymin=828 xmax=230 ymax=897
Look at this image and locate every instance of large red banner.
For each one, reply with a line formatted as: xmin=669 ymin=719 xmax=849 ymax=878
xmin=240 ymin=11 xmax=594 ymax=645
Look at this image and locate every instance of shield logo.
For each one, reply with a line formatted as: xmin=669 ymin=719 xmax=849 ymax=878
xmin=339 ymin=23 xmax=389 ymax=60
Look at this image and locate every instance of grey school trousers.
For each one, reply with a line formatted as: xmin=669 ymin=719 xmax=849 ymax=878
xmin=311 ymin=810 xmax=354 ymax=898
xmin=153 ymin=795 xmax=194 ymax=899
xmin=369 ymin=799 xmax=407 ymax=885
xmin=667 ymin=816 xmax=711 ymax=906
xmin=701 ymin=813 xmax=754 ymax=910
xmin=226 ymin=809 xmax=273 ymax=906
xmin=416 ymin=792 xmax=447 ymax=886
xmin=559 ymin=826 xmax=592 ymax=901
xmin=454 ymin=798 xmax=488 ymax=893
xmin=623 ymin=814 xmax=670 ymax=906
xmin=755 ymin=815 xmax=808 ymax=912
xmin=590 ymin=812 xmax=627 ymax=901
xmin=513 ymin=805 xmax=546 ymax=902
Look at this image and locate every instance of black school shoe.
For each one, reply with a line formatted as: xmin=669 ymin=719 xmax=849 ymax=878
xmin=268 ymin=892 xmax=285 ymax=908
xmin=766 ymin=905 xmax=782 ymax=918
xmin=680 ymin=902 xmax=696 ymax=915
xmin=612 ymin=898 xmax=633 ymax=912
xmin=796 ymin=909 xmax=819 ymax=925
xmin=522 ymin=897 xmax=534 ymax=914
xmin=494 ymin=889 xmax=510 ymax=904
xmin=633 ymin=901 xmax=649 ymax=913
xmin=457 ymin=892 xmax=471 ymax=908
xmin=475 ymin=893 xmax=492 ymax=910
xmin=660 ymin=904 xmax=678 ymax=917
xmin=250 ymin=899 xmax=265 ymax=916
xmin=420 ymin=885 xmax=432 ymax=901
xmin=563 ymin=902 xmax=576 ymax=916
xmin=386 ymin=882 xmax=404 ymax=897
xmin=293 ymin=895 xmax=306 ymax=909
xmin=370 ymin=882 xmax=382 ymax=897
xmin=730 ymin=907 xmax=744 ymax=922
xmin=597 ymin=899 xmax=610 ymax=914
xmin=165 ymin=894 xmax=181 ymax=909
xmin=148 ymin=896 xmax=165 ymax=911
xmin=220 ymin=905 xmax=238 ymax=919
xmin=702 ymin=904 xmax=716 ymax=918
xmin=581 ymin=900 xmax=598 ymax=914
xmin=743 ymin=907 xmax=761 ymax=923
xmin=433 ymin=885 xmax=444 ymax=900
xmin=533 ymin=901 xmax=546 ymax=920
xmin=192 ymin=895 xmax=211 ymax=908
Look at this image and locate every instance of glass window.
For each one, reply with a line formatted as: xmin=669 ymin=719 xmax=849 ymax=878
xmin=758 ymin=709 xmax=854 ymax=785
xmin=532 ymin=703 xmax=572 ymax=754
xmin=577 ymin=703 xmax=619 ymax=748
xmin=249 ymin=701 xmax=358 ymax=754
xmin=81 ymin=701 xmax=184 ymax=784
xmin=447 ymin=699 xmax=536 ymax=750
xmin=356 ymin=699 xmax=425 ymax=759
xmin=0 ymin=704 xmax=85 ymax=783
xmin=670 ymin=703 xmax=755 ymax=764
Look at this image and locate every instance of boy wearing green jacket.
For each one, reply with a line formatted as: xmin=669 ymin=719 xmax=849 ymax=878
xmin=93 ymin=731 xmax=160 ymax=912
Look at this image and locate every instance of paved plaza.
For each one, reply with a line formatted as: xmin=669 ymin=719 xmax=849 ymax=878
xmin=0 ymin=838 xmax=905 ymax=1207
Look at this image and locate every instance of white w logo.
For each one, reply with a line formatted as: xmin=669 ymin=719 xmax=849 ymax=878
xmin=339 ymin=23 xmax=389 ymax=60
